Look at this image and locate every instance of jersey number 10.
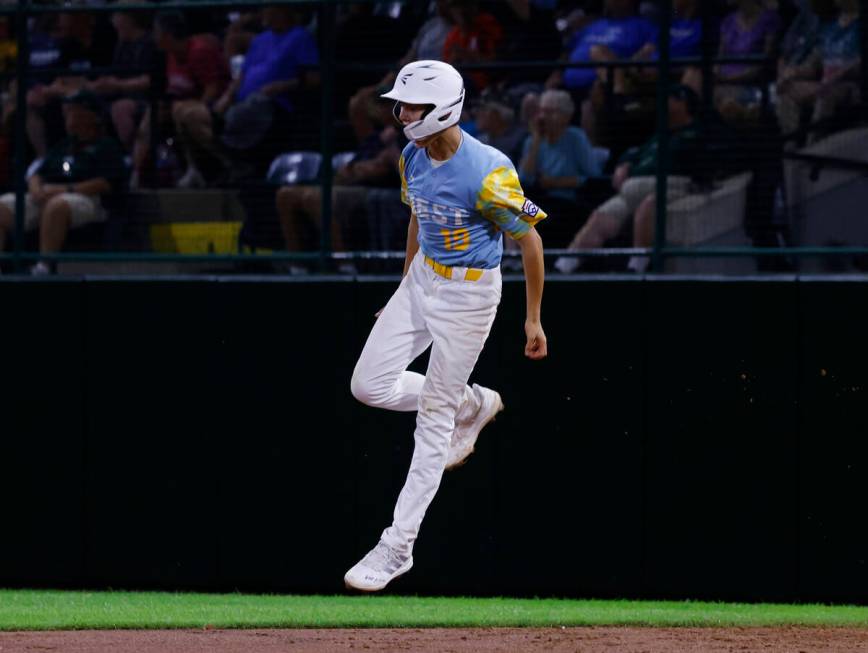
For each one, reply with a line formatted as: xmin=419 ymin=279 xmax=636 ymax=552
xmin=440 ymin=228 xmax=470 ymax=251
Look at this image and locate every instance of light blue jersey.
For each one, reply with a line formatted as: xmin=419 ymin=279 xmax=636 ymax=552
xmin=400 ymin=130 xmax=547 ymax=269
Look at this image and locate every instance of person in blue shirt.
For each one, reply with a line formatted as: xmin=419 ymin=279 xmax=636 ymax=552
xmin=667 ymin=0 xmax=703 ymax=61
xmin=214 ymin=5 xmax=320 ymax=171
xmin=612 ymin=0 xmax=702 ymax=101
xmin=518 ymin=89 xmax=601 ymax=247
xmin=548 ymin=0 xmax=657 ymax=99
xmin=345 ymin=60 xmax=548 ymax=593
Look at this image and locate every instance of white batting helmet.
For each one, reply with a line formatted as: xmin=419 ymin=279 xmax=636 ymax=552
xmin=381 ymin=60 xmax=465 ymax=141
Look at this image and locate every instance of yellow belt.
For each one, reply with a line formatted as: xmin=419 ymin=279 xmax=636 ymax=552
xmin=423 ymin=255 xmax=484 ymax=282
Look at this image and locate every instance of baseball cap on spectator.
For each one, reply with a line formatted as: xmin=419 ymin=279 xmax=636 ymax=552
xmin=62 ymin=89 xmax=104 ymax=116
xmin=669 ymin=83 xmax=699 ymax=116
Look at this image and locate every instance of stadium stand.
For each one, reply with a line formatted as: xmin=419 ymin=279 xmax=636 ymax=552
xmin=0 ymin=0 xmax=865 ymax=276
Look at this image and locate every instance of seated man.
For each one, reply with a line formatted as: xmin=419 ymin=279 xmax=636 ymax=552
xmin=86 ymin=7 xmax=157 ymax=152
xmin=593 ymin=0 xmax=702 ymax=155
xmin=0 ymin=90 xmax=126 ymax=275
xmin=214 ymin=4 xmax=320 ymax=176
xmin=554 ymin=84 xmax=702 ymax=273
xmin=713 ymin=0 xmax=781 ymax=123
xmin=133 ymin=12 xmax=229 ymax=188
xmin=23 ymin=10 xmax=115 ymax=159
xmin=518 ymin=89 xmax=600 ymax=248
xmin=776 ymin=0 xmax=861 ymax=139
xmin=548 ymin=0 xmax=657 ymax=104
xmin=276 ymin=101 xmax=405 ymax=271
xmin=628 ymin=0 xmax=702 ymax=81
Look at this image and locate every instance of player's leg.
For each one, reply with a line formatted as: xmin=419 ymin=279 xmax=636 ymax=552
xmin=345 ymin=305 xmax=499 ymax=591
xmin=350 ymin=272 xmax=431 ymax=412
xmin=350 ymin=257 xmax=490 ymax=416
xmin=345 ymin=270 xmax=501 ymax=592
xmin=380 ymin=277 xmax=501 ymax=555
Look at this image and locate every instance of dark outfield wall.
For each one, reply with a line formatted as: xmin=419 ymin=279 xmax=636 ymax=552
xmin=1 ymin=276 xmax=866 ymax=603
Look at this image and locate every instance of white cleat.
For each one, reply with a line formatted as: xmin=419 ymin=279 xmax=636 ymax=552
xmin=446 ymin=384 xmax=504 ymax=471
xmin=344 ymin=541 xmax=413 ymax=592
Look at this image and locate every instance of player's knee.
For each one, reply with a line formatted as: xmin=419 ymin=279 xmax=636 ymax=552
xmin=350 ymin=370 xmax=379 ymax=407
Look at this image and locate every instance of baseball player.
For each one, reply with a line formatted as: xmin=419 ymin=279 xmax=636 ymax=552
xmin=345 ymin=60 xmax=548 ymax=592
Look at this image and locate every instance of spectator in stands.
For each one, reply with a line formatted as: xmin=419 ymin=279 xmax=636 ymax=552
xmin=0 ymin=90 xmax=126 ymax=275
xmin=24 ymin=10 xmax=115 ymax=158
xmin=636 ymin=0 xmax=703 ymax=71
xmin=778 ymin=0 xmax=828 ymax=75
xmin=586 ymin=0 xmax=703 ymax=154
xmin=348 ymin=0 xmax=453 ymax=143
xmin=669 ymin=0 xmax=704 ymax=60
xmin=473 ymin=88 xmax=527 ymax=165
xmin=554 ymin=84 xmax=702 ymax=273
xmin=275 ymin=101 xmax=404 ymax=270
xmin=86 ymin=7 xmax=157 ymax=152
xmin=714 ymin=0 xmax=782 ymax=123
xmin=518 ymin=89 xmax=600 ymax=249
xmin=214 ymin=5 xmax=319 ymax=178
xmin=223 ymin=9 xmax=264 ymax=63
xmin=547 ymin=0 xmax=657 ymax=103
xmin=442 ymin=0 xmax=503 ymax=93
xmin=776 ymin=0 xmax=861 ymax=138
xmin=133 ymin=12 xmax=229 ymax=188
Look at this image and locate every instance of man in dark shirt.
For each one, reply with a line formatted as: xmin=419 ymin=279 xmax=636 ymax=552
xmin=87 ymin=8 xmax=157 ymax=151
xmin=25 ymin=11 xmax=116 ymax=158
xmin=554 ymin=84 xmax=703 ymax=273
xmin=0 ymin=90 xmax=126 ymax=274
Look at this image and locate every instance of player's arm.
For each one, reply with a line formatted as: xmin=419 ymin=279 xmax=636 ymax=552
xmin=403 ymin=211 xmax=420 ymax=277
xmin=476 ymin=164 xmax=548 ymax=359
xmin=516 ymin=227 xmax=547 ymax=360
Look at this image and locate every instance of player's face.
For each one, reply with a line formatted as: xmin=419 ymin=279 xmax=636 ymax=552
xmin=398 ymin=102 xmax=440 ymax=147
xmin=398 ymin=102 xmax=427 ymax=125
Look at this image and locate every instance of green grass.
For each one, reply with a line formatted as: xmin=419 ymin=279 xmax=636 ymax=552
xmin=1 ymin=590 xmax=868 ymax=630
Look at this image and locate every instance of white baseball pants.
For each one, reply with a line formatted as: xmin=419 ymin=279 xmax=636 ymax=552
xmin=351 ymin=253 xmax=502 ymax=556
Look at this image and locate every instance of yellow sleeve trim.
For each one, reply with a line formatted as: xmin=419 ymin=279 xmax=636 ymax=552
xmin=399 ymin=154 xmax=409 ymax=206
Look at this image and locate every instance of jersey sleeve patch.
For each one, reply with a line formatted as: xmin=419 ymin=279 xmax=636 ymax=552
xmin=476 ymin=166 xmax=547 ymax=239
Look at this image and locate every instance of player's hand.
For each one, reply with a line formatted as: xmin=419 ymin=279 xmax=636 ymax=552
xmin=375 ymin=306 xmax=386 ymax=319
xmin=524 ymin=319 xmax=547 ymax=360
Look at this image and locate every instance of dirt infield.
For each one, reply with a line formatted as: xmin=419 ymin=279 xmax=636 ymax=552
xmin=1 ymin=627 xmax=867 ymax=652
